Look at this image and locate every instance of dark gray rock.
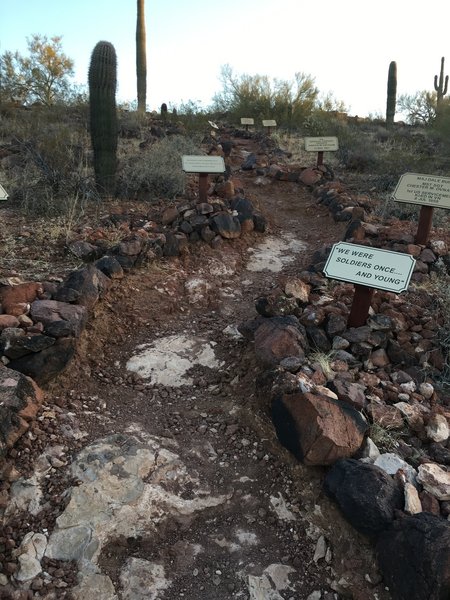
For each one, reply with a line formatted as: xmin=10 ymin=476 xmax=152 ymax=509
xmin=323 ymin=458 xmax=403 ymax=537
xmin=95 ymin=256 xmax=124 ymax=279
xmin=54 ymin=265 xmax=111 ymax=309
xmin=376 ymin=513 xmax=450 ymax=600
xmin=30 ymin=300 xmax=88 ymax=338
xmin=8 ymin=337 xmax=77 ymax=385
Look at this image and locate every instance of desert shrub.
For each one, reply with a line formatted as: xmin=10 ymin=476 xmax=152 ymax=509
xmin=1 ymin=106 xmax=97 ymax=216
xmin=117 ymin=134 xmax=201 ymax=200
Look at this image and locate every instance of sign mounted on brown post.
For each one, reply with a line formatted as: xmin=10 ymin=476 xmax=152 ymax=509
xmin=304 ymin=136 xmax=339 ymax=167
xmin=262 ymin=119 xmax=277 ymax=135
xmin=182 ymin=155 xmax=225 ymax=203
xmin=392 ymin=173 xmax=450 ymax=245
xmin=323 ymin=242 xmax=415 ymax=327
xmin=241 ymin=117 xmax=254 ymax=131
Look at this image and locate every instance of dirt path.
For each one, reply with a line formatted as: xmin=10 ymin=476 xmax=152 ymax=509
xmin=2 ymin=141 xmax=390 ymax=599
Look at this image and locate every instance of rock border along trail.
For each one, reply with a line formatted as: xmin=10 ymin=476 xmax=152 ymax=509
xmin=1 ymin=138 xmax=389 ymax=600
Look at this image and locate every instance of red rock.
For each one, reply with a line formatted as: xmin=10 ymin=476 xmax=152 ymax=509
xmin=0 ymin=315 xmax=20 ymax=330
xmin=367 ymin=402 xmax=404 ymax=429
xmin=272 ymin=391 xmax=367 ymax=466
xmin=371 ymin=348 xmax=390 ymax=367
xmin=0 ymin=282 xmax=44 ymax=315
xmin=299 ymin=168 xmax=322 ymax=186
xmin=254 ymin=317 xmax=308 ymax=368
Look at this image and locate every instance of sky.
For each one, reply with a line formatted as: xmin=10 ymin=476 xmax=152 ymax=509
xmin=1 ymin=0 xmax=449 ymax=118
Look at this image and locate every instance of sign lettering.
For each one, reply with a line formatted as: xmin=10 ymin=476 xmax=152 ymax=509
xmin=182 ymin=155 xmax=225 ymax=174
xmin=392 ymin=173 xmax=450 ymax=209
xmin=304 ymin=137 xmax=339 ymax=152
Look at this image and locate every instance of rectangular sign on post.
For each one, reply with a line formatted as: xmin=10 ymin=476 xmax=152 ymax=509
xmin=182 ymin=155 xmax=225 ymax=174
xmin=241 ymin=118 xmax=254 ymax=125
xmin=262 ymin=120 xmax=277 ymax=127
xmin=323 ymin=242 xmax=415 ymax=293
xmin=392 ymin=173 xmax=450 ymax=209
xmin=304 ymin=137 xmax=339 ymax=152
xmin=0 ymin=184 xmax=8 ymax=200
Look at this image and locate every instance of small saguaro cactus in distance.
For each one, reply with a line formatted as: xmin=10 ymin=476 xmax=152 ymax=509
xmin=161 ymin=102 xmax=168 ymax=121
xmin=386 ymin=61 xmax=397 ymax=127
xmin=434 ymin=57 xmax=449 ymax=116
xmin=88 ymin=41 xmax=118 ymax=197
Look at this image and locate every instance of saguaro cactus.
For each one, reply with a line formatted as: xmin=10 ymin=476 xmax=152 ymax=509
xmin=136 ymin=0 xmax=147 ymax=114
xmin=386 ymin=61 xmax=397 ymax=127
xmin=434 ymin=56 xmax=448 ymax=115
xmin=88 ymin=41 xmax=118 ymax=197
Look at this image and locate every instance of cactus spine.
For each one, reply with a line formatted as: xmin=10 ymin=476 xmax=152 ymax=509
xmin=386 ymin=61 xmax=397 ymax=127
xmin=88 ymin=41 xmax=118 ymax=197
xmin=136 ymin=0 xmax=147 ymax=114
xmin=434 ymin=56 xmax=448 ymax=116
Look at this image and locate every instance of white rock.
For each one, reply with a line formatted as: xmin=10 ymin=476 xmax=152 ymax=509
xmin=400 ymin=381 xmax=416 ymax=394
xmin=359 ymin=437 xmax=381 ymax=462
xmin=419 ymin=382 xmax=434 ymax=399
xmin=16 ymin=554 xmax=42 ymax=582
xmin=404 ymin=482 xmax=422 ymax=514
xmin=307 ymin=592 xmax=322 ymax=600
xmin=417 ymin=463 xmax=450 ymax=500
xmin=425 ymin=414 xmax=449 ymax=443
xmin=313 ymin=535 xmax=327 ymax=563
xmin=374 ymin=453 xmax=417 ymax=484
xmin=430 ymin=240 xmax=447 ymax=256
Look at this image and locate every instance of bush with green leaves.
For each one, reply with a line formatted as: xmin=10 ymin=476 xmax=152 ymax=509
xmin=117 ymin=135 xmax=201 ymax=200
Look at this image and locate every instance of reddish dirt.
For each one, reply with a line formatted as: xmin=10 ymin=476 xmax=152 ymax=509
xmin=0 ymin=136 xmax=391 ymax=599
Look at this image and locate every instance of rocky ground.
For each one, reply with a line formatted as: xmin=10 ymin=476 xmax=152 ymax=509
xmin=0 ymin=129 xmax=449 ymax=600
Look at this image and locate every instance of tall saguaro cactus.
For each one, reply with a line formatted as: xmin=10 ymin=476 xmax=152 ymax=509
xmin=136 ymin=0 xmax=147 ymax=114
xmin=434 ymin=56 xmax=448 ymax=116
xmin=88 ymin=41 xmax=118 ymax=197
xmin=386 ymin=61 xmax=397 ymax=127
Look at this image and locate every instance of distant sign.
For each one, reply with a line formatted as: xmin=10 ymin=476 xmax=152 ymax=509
xmin=241 ymin=118 xmax=254 ymax=125
xmin=0 ymin=184 xmax=8 ymax=200
xmin=323 ymin=242 xmax=415 ymax=293
xmin=182 ymin=155 xmax=225 ymax=174
xmin=262 ymin=120 xmax=277 ymax=127
xmin=392 ymin=173 xmax=450 ymax=209
xmin=304 ymin=136 xmax=339 ymax=152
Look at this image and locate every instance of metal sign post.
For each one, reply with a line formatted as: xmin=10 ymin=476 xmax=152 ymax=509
xmin=323 ymin=242 xmax=416 ymax=327
xmin=392 ymin=173 xmax=450 ymax=245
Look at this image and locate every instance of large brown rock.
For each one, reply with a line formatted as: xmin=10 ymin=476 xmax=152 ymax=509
xmin=254 ymin=316 xmax=308 ymax=368
xmin=0 ymin=364 xmax=44 ymax=455
xmin=0 ymin=282 xmax=44 ymax=315
xmin=271 ymin=391 xmax=367 ymax=465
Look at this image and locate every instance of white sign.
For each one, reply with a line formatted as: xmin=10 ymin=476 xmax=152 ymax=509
xmin=392 ymin=173 xmax=450 ymax=209
xmin=323 ymin=242 xmax=415 ymax=293
xmin=241 ymin=117 xmax=254 ymax=125
xmin=304 ymin=137 xmax=339 ymax=152
xmin=182 ymin=155 xmax=225 ymax=174
xmin=262 ymin=120 xmax=277 ymax=127
xmin=0 ymin=184 xmax=8 ymax=200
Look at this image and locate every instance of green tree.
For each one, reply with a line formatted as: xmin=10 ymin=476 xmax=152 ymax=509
xmin=213 ymin=65 xmax=319 ymax=128
xmin=397 ymin=91 xmax=437 ymax=125
xmin=136 ymin=0 xmax=147 ymax=114
xmin=0 ymin=34 xmax=74 ymax=105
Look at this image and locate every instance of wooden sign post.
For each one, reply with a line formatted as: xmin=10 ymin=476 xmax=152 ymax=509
xmin=262 ymin=119 xmax=277 ymax=135
xmin=304 ymin=136 xmax=339 ymax=167
xmin=0 ymin=184 xmax=8 ymax=201
xmin=241 ymin=117 xmax=254 ymax=131
xmin=323 ymin=242 xmax=415 ymax=327
xmin=392 ymin=173 xmax=450 ymax=245
xmin=182 ymin=155 xmax=225 ymax=203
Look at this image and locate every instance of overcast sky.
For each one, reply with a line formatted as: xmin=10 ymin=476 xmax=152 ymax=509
xmin=1 ymin=0 xmax=449 ymax=117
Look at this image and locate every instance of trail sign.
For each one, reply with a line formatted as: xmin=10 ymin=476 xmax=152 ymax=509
xmin=323 ymin=242 xmax=415 ymax=294
xmin=304 ymin=136 xmax=339 ymax=152
xmin=241 ymin=118 xmax=254 ymax=126
xmin=392 ymin=173 xmax=450 ymax=244
xmin=262 ymin=120 xmax=277 ymax=127
xmin=0 ymin=184 xmax=8 ymax=200
xmin=182 ymin=155 xmax=225 ymax=174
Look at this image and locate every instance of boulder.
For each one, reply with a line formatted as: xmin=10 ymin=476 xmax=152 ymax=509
xmin=417 ymin=463 xmax=450 ymax=501
xmin=0 ymin=363 xmax=44 ymax=455
xmin=54 ymin=265 xmax=111 ymax=310
xmin=30 ymin=300 xmax=88 ymax=338
xmin=8 ymin=338 xmax=77 ymax=385
xmin=254 ymin=316 xmax=308 ymax=368
xmin=210 ymin=212 xmax=241 ymax=239
xmin=376 ymin=513 xmax=450 ymax=600
xmin=324 ymin=458 xmax=403 ymax=537
xmin=271 ymin=391 xmax=367 ymax=466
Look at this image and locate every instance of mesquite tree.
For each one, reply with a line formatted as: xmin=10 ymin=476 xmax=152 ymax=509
xmin=136 ymin=0 xmax=147 ymax=114
xmin=88 ymin=41 xmax=118 ymax=197
xmin=386 ymin=61 xmax=397 ymax=127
